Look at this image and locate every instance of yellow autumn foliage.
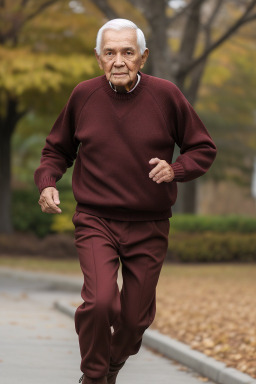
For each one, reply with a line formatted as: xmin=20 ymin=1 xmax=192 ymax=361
xmin=0 ymin=46 xmax=96 ymax=96
xmin=51 ymin=213 xmax=74 ymax=233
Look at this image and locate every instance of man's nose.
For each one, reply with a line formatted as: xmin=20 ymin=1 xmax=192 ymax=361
xmin=114 ymin=53 xmax=125 ymax=67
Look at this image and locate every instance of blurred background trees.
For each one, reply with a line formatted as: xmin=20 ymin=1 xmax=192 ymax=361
xmin=0 ymin=0 xmax=99 ymax=232
xmin=0 ymin=0 xmax=256 ymax=234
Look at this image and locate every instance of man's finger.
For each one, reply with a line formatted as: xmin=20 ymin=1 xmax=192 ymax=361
xmin=41 ymin=199 xmax=52 ymax=212
xmin=155 ymin=168 xmax=175 ymax=183
xmin=52 ymin=189 xmax=60 ymax=205
xmin=42 ymin=203 xmax=61 ymax=214
xmin=152 ymin=169 xmax=167 ymax=181
xmin=149 ymin=157 xmax=160 ymax=164
xmin=156 ymin=174 xmax=170 ymax=183
xmin=149 ymin=162 xmax=164 ymax=178
xmin=46 ymin=200 xmax=62 ymax=213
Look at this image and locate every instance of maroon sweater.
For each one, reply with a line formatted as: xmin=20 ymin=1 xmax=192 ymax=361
xmin=34 ymin=72 xmax=217 ymax=220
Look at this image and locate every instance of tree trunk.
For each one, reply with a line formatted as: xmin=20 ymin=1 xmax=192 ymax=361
xmin=0 ymin=96 xmax=26 ymax=233
xmin=174 ymin=180 xmax=198 ymax=214
xmin=0 ymin=131 xmax=13 ymax=233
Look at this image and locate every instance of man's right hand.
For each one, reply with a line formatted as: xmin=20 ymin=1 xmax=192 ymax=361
xmin=38 ymin=187 xmax=62 ymax=214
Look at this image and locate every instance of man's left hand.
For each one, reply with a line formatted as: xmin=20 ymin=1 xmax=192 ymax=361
xmin=149 ymin=158 xmax=174 ymax=183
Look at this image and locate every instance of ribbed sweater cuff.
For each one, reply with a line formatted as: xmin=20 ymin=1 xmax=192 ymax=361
xmin=170 ymin=162 xmax=185 ymax=182
xmin=37 ymin=177 xmax=57 ymax=194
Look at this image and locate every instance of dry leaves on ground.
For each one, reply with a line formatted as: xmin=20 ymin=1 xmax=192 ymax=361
xmin=151 ymin=264 xmax=256 ymax=378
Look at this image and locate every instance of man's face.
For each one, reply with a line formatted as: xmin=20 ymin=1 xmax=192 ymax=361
xmin=95 ymin=28 xmax=149 ymax=92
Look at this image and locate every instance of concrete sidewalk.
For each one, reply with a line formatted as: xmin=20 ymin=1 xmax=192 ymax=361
xmin=0 ymin=270 xmax=216 ymax=384
xmin=1 ymin=267 xmax=256 ymax=384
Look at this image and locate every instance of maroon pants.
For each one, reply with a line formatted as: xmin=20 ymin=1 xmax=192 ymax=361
xmin=72 ymin=211 xmax=170 ymax=378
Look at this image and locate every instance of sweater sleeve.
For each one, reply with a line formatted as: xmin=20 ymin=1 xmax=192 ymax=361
xmin=34 ymin=87 xmax=81 ymax=194
xmin=170 ymin=89 xmax=217 ymax=182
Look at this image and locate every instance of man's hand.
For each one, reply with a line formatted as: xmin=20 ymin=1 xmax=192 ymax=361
xmin=149 ymin=158 xmax=174 ymax=184
xmin=38 ymin=187 xmax=62 ymax=214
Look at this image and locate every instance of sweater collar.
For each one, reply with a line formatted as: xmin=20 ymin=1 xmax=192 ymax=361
xmin=102 ymin=71 xmax=146 ymax=99
xmin=109 ymin=73 xmax=141 ymax=94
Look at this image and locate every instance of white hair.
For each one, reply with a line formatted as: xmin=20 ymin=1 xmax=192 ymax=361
xmin=95 ymin=18 xmax=146 ymax=55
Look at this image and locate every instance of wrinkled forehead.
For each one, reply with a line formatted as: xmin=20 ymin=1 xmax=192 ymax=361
xmin=101 ymin=28 xmax=139 ymax=51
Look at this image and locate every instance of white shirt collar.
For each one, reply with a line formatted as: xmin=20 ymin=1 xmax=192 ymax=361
xmin=109 ymin=73 xmax=141 ymax=93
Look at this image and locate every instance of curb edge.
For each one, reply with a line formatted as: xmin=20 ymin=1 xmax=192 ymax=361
xmin=54 ymin=301 xmax=256 ymax=384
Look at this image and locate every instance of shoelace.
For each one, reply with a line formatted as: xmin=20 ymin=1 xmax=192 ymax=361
xmin=79 ymin=373 xmax=84 ymax=383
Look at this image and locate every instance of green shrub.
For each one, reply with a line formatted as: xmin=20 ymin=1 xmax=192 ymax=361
xmin=168 ymin=232 xmax=256 ymax=262
xmin=170 ymin=214 xmax=256 ymax=233
xmin=12 ymin=187 xmax=76 ymax=237
xmin=11 ymin=189 xmax=256 ymax=263
xmin=12 ymin=188 xmax=54 ymax=237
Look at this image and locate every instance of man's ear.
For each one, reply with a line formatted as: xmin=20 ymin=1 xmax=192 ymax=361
xmin=140 ymin=48 xmax=149 ymax=69
xmin=94 ymin=48 xmax=103 ymax=70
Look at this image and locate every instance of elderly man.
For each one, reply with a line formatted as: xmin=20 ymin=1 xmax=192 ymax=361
xmin=34 ymin=18 xmax=217 ymax=384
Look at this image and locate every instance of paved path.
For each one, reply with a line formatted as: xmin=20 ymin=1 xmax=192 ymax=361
xmin=0 ymin=272 xmax=215 ymax=384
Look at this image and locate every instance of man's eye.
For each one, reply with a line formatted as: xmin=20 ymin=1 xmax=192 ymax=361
xmin=106 ymin=52 xmax=112 ymax=56
xmin=126 ymin=51 xmax=133 ymax=55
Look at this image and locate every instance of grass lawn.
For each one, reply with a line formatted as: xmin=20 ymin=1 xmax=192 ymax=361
xmin=0 ymin=257 xmax=255 ymax=378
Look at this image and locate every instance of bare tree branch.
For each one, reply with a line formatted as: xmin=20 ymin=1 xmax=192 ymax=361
xmin=206 ymin=0 xmax=223 ymax=27
xmin=21 ymin=0 xmax=30 ymax=7
xmin=202 ymin=0 xmax=223 ymax=48
xmin=0 ymin=0 xmax=59 ymax=44
xmin=168 ymin=0 xmax=207 ymax=25
xmin=244 ymin=13 xmax=256 ymax=22
xmin=92 ymin=0 xmax=119 ymax=20
xmin=125 ymin=0 xmax=157 ymax=24
xmin=179 ymin=0 xmax=256 ymax=77
xmin=23 ymin=0 xmax=59 ymax=23
xmin=187 ymin=59 xmax=207 ymax=104
xmin=185 ymin=1 xmax=225 ymax=100
xmin=178 ymin=1 xmax=204 ymax=66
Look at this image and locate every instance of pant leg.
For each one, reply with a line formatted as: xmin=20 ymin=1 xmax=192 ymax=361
xmin=109 ymin=218 xmax=170 ymax=364
xmin=72 ymin=212 xmax=121 ymax=378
